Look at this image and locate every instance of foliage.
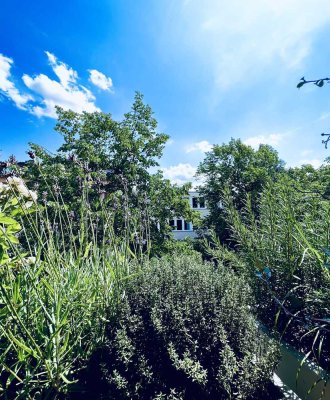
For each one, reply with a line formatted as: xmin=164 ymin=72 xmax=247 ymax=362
xmin=196 ymin=138 xmax=285 ymax=241
xmin=19 ymin=92 xmax=196 ymax=255
xmin=87 ymin=254 xmax=279 ymax=399
xmin=287 ymin=162 xmax=330 ymax=198
xmin=0 ymin=179 xmax=131 ymax=399
xmin=160 ymin=236 xmax=199 ymax=257
xmin=217 ymin=173 xmax=330 ymax=369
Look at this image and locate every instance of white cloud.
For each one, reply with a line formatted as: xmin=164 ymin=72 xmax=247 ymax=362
xmin=244 ymin=133 xmax=285 ymax=149
xmin=185 ymin=140 xmax=212 ymax=153
xmin=89 ymin=69 xmax=113 ymax=91
xmin=168 ymin=0 xmax=330 ymax=88
xmin=0 ymin=54 xmax=33 ymax=109
xmin=46 ymin=51 xmax=78 ymax=89
xmin=162 ymin=163 xmax=197 ymax=185
xmin=22 ymin=52 xmax=100 ymax=118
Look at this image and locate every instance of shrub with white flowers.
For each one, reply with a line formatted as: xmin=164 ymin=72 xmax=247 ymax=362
xmin=0 ymin=177 xmax=37 ymax=266
xmin=5 ymin=177 xmax=38 ymax=202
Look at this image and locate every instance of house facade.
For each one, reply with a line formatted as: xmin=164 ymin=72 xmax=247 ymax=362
xmin=170 ymin=191 xmax=209 ymax=240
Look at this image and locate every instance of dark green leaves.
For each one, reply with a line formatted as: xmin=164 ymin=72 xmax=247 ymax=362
xmin=196 ymin=138 xmax=284 ymax=241
xmin=98 ymin=255 xmax=279 ymax=399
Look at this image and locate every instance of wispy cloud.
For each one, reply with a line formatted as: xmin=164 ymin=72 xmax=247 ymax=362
xmin=161 ymin=163 xmax=196 ymax=185
xmin=169 ymin=0 xmax=330 ymax=88
xmin=46 ymin=51 xmax=77 ymax=89
xmin=244 ymin=133 xmax=285 ymax=149
xmin=89 ymin=69 xmax=113 ymax=91
xmin=0 ymin=54 xmax=33 ymax=109
xmin=185 ymin=140 xmax=212 ymax=153
xmin=22 ymin=52 xmax=100 ymax=118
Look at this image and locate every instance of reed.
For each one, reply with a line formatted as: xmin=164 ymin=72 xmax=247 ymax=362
xmin=0 ymin=176 xmax=133 ymax=399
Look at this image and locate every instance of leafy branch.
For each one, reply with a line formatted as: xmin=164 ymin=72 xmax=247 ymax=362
xmin=297 ymin=76 xmax=330 ymax=89
xmin=321 ymin=133 xmax=330 ymax=149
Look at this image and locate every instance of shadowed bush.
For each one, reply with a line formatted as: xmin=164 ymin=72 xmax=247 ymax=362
xmin=87 ymin=254 xmax=279 ymax=399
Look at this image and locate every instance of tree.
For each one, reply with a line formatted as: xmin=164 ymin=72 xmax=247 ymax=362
xmin=27 ymin=92 xmax=168 ymax=199
xmin=287 ymin=161 xmax=330 ymax=200
xmin=196 ymin=138 xmax=285 ymax=242
xmin=21 ymin=92 xmax=196 ymax=254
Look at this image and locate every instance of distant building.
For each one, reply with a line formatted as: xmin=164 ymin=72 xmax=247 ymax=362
xmin=0 ymin=161 xmax=27 ymax=183
xmin=170 ymin=191 xmax=209 ymax=240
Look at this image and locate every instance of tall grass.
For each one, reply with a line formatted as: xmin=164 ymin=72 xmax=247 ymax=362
xmin=0 ymin=176 xmax=133 ymax=399
xmin=213 ymin=177 xmax=330 ymax=369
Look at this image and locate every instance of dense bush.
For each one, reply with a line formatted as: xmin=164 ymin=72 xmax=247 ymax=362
xmin=87 ymin=254 xmax=279 ymax=399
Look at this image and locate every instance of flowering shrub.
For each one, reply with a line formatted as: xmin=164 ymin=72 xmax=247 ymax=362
xmin=0 ymin=177 xmax=37 ymax=266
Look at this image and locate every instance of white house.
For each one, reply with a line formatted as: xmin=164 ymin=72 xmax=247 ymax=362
xmin=170 ymin=191 xmax=209 ymax=240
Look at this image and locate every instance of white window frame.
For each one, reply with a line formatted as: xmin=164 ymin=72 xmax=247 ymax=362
xmin=191 ymin=196 xmax=207 ymax=209
xmin=169 ymin=218 xmax=193 ymax=231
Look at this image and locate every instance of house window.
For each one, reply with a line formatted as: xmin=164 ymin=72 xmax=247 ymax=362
xmin=176 ymin=219 xmax=183 ymax=231
xmin=199 ymin=197 xmax=205 ymax=208
xmin=169 ymin=220 xmax=175 ymax=229
xmin=184 ymin=221 xmax=191 ymax=231
xmin=192 ymin=196 xmax=206 ymax=209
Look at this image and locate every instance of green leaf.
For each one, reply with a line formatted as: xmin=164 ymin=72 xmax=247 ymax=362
xmin=6 ymin=223 xmax=21 ymax=234
xmin=0 ymin=305 xmax=9 ymax=317
xmin=0 ymin=245 xmax=4 ymax=263
xmin=83 ymin=242 xmax=92 ymax=258
xmin=0 ymin=216 xmax=19 ymax=225
xmin=6 ymin=235 xmax=19 ymax=245
xmin=9 ymin=334 xmax=38 ymax=359
xmin=9 ymin=197 xmax=19 ymax=206
xmin=60 ymin=372 xmax=78 ymax=384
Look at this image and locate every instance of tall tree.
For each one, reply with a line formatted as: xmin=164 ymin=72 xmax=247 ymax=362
xmin=196 ymin=138 xmax=285 ymax=241
xmin=22 ymin=92 xmax=196 ymax=254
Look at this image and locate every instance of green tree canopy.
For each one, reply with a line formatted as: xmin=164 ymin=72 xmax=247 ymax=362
xmin=196 ymin=138 xmax=285 ymax=241
xmin=22 ymin=92 xmax=196 ymax=254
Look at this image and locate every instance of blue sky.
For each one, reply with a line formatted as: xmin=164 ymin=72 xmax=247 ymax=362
xmin=1 ymin=0 xmax=330 ymax=184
